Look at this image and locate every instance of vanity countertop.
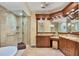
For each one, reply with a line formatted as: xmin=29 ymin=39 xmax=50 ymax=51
xmin=59 ymin=34 xmax=79 ymax=42
xmin=50 ymin=35 xmax=59 ymax=39
xmin=37 ymin=34 xmax=53 ymax=36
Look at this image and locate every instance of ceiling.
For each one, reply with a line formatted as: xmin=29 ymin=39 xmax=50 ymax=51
xmin=0 ymin=2 xmax=27 ymax=16
xmin=27 ymin=2 xmax=70 ymax=14
xmin=0 ymin=2 xmax=70 ymax=15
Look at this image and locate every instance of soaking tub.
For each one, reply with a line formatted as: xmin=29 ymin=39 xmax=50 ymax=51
xmin=0 ymin=46 xmax=17 ymax=56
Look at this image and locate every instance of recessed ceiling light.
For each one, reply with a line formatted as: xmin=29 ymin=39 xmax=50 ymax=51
xmin=66 ymin=12 xmax=69 ymax=14
xmin=71 ymin=9 xmax=75 ymax=11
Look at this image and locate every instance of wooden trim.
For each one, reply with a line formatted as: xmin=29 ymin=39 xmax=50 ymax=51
xmin=62 ymin=2 xmax=78 ymax=15
xmin=36 ymin=2 xmax=78 ymax=20
xmin=36 ymin=20 xmax=38 ymax=34
xmin=37 ymin=32 xmax=55 ymax=34
xmin=50 ymin=11 xmax=63 ymax=17
xmin=58 ymin=32 xmax=69 ymax=34
xmin=62 ymin=2 xmax=73 ymax=11
xmin=36 ymin=14 xmax=49 ymax=20
xmin=71 ymin=32 xmax=79 ymax=35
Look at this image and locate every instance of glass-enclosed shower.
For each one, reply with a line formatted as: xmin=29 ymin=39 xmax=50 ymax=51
xmin=0 ymin=7 xmax=31 ymax=48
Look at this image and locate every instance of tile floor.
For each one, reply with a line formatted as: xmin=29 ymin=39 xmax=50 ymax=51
xmin=21 ymin=47 xmax=64 ymax=56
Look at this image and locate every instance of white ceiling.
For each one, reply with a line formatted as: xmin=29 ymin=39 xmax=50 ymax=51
xmin=0 ymin=2 xmax=24 ymax=11
xmin=27 ymin=2 xmax=70 ymax=14
xmin=0 ymin=2 xmax=70 ymax=15
xmin=0 ymin=2 xmax=26 ymax=16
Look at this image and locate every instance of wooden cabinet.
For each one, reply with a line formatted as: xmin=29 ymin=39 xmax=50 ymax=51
xmin=59 ymin=37 xmax=79 ymax=56
xmin=36 ymin=36 xmax=50 ymax=47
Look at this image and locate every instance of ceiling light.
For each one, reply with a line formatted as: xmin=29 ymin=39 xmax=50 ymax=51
xmin=41 ymin=2 xmax=48 ymax=8
xmin=71 ymin=9 xmax=75 ymax=12
xmin=66 ymin=12 xmax=69 ymax=14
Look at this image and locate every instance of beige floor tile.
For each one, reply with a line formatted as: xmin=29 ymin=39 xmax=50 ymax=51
xmin=22 ymin=48 xmax=64 ymax=56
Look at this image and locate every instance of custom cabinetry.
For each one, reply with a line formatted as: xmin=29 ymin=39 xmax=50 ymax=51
xmin=36 ymin=36 xmax=50 ymax=47
xmin=59 ymin=37 xmax=79 ymax=56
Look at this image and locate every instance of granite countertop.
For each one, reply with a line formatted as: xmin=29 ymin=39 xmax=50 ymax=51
xmin=59 ymin=34 xmax=79 ymax=42
xmin=37 ymin=34 xmax=53 ymax=36
xmin=50 ymin=35 xmax=59 ymax=39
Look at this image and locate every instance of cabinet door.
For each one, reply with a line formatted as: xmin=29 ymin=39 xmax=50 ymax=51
xmin=68 ymin=40 xmax=76 ymax=56
xmin=36 ymin=36 xmax=50 ymax=47
xmin=59 ymin=37 xmax=62 ymax=50
xmin=42 ymin=36 xmax=50 ymax=47
xmin=59 ymin=37 xmax=67 ymax=55
xmin=59 ymin=37 xmax=77 ymax=56
xmin=76 ymin=43 xmax=79 ymax=56
xmin=36 ymin=36 xmax=42 ymax=47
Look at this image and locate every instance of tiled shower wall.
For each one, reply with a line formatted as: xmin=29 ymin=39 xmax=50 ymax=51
xmin=0 ymin=5 xmax=17 ymax=47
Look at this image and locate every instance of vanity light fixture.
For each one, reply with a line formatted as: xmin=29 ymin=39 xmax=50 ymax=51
xmin=75 ymin=9 xmax=79 ymax=12
xmin=39 ymin=17 xmax=45 ymax=24
xmin=51 ymin=17 xmax=55 ymax=22
xmin=69 ymin=14 xmax=73 ymax=18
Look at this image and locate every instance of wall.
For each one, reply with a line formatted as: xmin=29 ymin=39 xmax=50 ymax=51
xmin=5 ymin=13 xmax=17 ymax=46
xmin=30 ymin=13 xmax=36 ymax=46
